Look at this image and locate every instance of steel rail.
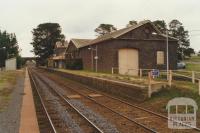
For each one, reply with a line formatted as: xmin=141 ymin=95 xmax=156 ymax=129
xmin=57 ymin=71 xmax=200 ymax=132
xmin=30 ymin=69 xmax=104 ymax=133
xmin=55 ymin=82 xmax=157 ymax=133
xmin=35 ymin=69 xmax=157 ymax=133
xmin=87 ymin=85 xmax=200 ymax=131
xmin=38 ymin=67 xmax=200 ymax=131
xmin=28 ymin=69 xmax=57 ymax=133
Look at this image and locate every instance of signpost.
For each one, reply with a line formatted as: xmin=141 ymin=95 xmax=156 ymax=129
xmin=151 ymin=69 xmax=160 ymax=79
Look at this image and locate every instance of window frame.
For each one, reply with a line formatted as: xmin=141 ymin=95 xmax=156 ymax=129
xmin=157 ymin=51 xmax=165 ymax=65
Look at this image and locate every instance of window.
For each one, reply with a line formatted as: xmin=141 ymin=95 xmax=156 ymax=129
xmin=157 ymin=51 xmax=164 ymax=65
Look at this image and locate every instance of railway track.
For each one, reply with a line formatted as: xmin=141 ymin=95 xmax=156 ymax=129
xmin=30 ymin=68 xmax=157 ymax=133
xmin=29 ymin=69 xmax=57 ymax=133
xmin=29 ymin=68 xmax=104 ymax=133
xmin=35 ymin=67 xmax=200 ymax=133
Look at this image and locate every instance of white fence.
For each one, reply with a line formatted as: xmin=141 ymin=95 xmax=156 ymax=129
xmin=111 ymin=67 xmax=200 ymax=97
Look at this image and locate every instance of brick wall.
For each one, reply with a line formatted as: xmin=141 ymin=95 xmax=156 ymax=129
xmin=69 ymin=23 xmax=178 ymax=73
xmin=43 ymin=68 xmax=149 ymax=101
xmin=79 ymin=39 xmax=178 ymax=73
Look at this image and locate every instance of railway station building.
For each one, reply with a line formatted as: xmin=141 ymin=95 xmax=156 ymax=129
xmin=66 ymin=20 xmax=178 ymax=75
xmin=48 ymin=41 xmax=68 ymax=68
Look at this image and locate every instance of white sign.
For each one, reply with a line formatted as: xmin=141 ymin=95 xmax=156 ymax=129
xmin=166 ymin=97 xmax=198 ymax=129
xmin=151 ymin=69 xmax=159 ymax=78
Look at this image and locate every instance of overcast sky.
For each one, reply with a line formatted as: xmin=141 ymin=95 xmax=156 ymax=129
xmin=0 ymin=0 xmax=200 ymax=57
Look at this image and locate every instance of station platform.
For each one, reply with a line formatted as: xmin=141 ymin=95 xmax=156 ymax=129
xmin=19 ymin=69 xmax=39 ymax=133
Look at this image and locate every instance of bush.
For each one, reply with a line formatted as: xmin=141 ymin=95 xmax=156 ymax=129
xmin=16 ymin=56 xmax=25 ymax=69
xmin=66 ymin=59 xmax=83 ymax=70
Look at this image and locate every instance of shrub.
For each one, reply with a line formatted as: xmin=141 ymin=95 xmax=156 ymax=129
xmin=66 ymin=59 xmax=83 ymax=70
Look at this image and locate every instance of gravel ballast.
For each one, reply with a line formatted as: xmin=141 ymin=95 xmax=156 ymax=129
xmin=35 ymin=75 xmax=84 ymax=133
xmin=38 ymin=72 xmax=119 ymax=133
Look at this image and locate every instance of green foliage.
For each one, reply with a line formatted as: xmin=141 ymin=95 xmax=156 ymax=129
xmin=169 ymin=19 xmax=191 ymax=60
xmin=184 ymin=48 xmax=195 ymax=57
xmin=153 ymin=20 xmax=167 ymax=34
xmin=16 ymin=55 xmax=25 ymax=69
xmin=31 ymin=23 xmax=65 ymax=65
xmin=153 ymin=19 xmax=193 ymax=60
xmin=66 ymin=59 xmax=83 ymax=70
xmin=95 ymin=24 xmax=117 ymax=36
xmin=0 ymin=31 xmax=19 ymax=67
xmin=151 ymin=87 xmax=200 ymax=109
xmin=198 ymin=51 xmax=200 ymax=56
xmin=127 ymin=20 xmax=137 ymax=27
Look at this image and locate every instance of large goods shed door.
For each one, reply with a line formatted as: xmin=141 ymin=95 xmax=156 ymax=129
xmin=118 ymin=49 xmax=139 ymax=76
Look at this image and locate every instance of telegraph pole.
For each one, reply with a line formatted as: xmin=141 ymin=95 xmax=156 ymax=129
xmin=166 ymin=30 xmax=169 ymax=79
xmin=95 ymin=45 xmax=98 ymax=72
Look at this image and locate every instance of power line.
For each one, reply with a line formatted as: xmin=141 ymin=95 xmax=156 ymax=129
xmin=190 ymin=34 xmax=200 ymax=37
xmin=189 ymin=30 xmax=200 ymax=32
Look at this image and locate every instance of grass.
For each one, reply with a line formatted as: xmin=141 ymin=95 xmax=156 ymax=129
xmin=140 ymin=56 xmax=200 ymax=115
xmin=57 ymin=68 xmax=152 ymax=86
xmin=0 ymin=70 xmax=23 ymax=111
xmin=184 ymin=55 xmax=200 ymax=72
xmin=186 ymin=63 xmax=200 ymax=72
xmin=144 ymin=86 xmax=200 ymax=113
xmin=185 ymin=55 xmax=200 ymax=62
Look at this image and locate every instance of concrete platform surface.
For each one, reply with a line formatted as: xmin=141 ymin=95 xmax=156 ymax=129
xmin=19 ymin=69 xmax=39 ymax=133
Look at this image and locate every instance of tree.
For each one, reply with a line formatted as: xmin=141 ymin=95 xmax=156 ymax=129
xmin=0 ymin=31 xmax=19 ymax=67
xmin=169 ymin=19 xmax=190 ymax=60
xmin=95 ymin=24 xmax=117 ymax=36
xmin=198 ymin=51 xmax=200 ymax=56
xmin=153 ymin=20 xmax=167 ymax=34
xmin=126 ymin=20 xmax=137 ymax=27
xmin=31 ymin=23 xmax=65 ymax=65
xmin=184 ymin=47 xmax=195 ymax=57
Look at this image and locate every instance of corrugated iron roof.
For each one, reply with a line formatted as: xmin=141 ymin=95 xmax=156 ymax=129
xmin=69 ymin=20 xmax=178 ymax=49
xmin=89 ymin=20 xmax=162 ymax=45
xmin=70 ymin=39 xmax=92 ymax=48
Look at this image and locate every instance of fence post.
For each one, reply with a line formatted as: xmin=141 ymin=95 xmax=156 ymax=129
xmin=199 ymin=80 xmax=200 ymax=96
xmin=140 ymin=69 xmax=142 ymax=78
xmin=112 ymin=67 xmax=114 ymax=74
xmin=148 ymin=72 xmax=152 ymax=98
xmin=192 ymin=71 xmax=195 ymax=84
xmin=168 ymin=70 xmax=172 ymax=87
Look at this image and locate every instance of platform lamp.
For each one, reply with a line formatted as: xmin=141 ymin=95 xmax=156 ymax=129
xmin=88 ymin=46 xmax=98 ymax=72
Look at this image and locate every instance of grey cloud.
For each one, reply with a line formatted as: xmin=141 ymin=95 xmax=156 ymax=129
xmin=0 ymin=0 xmax=200 ymax=56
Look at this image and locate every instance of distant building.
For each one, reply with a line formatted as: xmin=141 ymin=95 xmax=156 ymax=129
xmin=66 ymin=20 xmax=178 ymax=75
xmin=48 ymin=41 xmax=68 ymax=68
xmin=6 ymin=58 xmax=16 ymax=71
xmin=67 ymin=39 xmax=92 ymax=59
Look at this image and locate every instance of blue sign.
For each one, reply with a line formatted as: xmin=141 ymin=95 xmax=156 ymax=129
xmin=151 ymin=69 xmax=160 ymax=78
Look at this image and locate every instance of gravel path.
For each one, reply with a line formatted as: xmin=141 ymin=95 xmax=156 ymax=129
xmin=0 ymin=72 xmax=25 ymax=133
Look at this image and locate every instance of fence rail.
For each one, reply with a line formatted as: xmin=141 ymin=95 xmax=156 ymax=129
xmin=111 ymin=67 xmax=200 ymax=97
